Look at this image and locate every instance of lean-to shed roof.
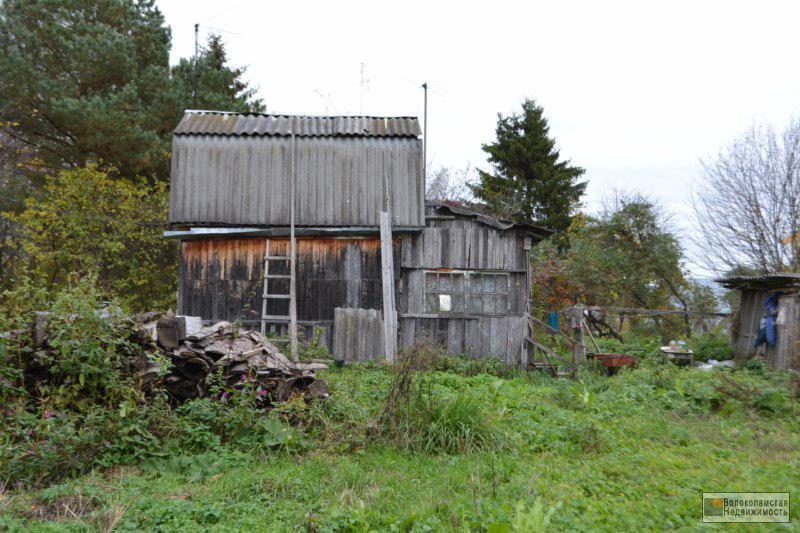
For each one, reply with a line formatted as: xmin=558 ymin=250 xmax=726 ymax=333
xmin=426 ymin=202 xmax=555 ymax=240
xmin=715 ymin=273 xmax=800 ymax=291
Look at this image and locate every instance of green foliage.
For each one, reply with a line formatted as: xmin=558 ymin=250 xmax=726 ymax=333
xmin=175 ymin=397 xmax=307 ymax=454
xmin=6 ymin=277 xmax=143 ymax=409
xmin=529 ymin=192 xmax=720 ymax=341
xmin=1 ymin=353 xmax=798 ymax=530
xmin=170 ymin=34 xmax=264 ymax=114
xmin=0 ymin=0 xmax=173 ymax=179
xmin=470 ymin=99 xmax=586 ymax=234
xmin=0 ymin=279 xmax=174 ymax=486
xmin=140 ymin=451 xmax=240 ymax=482
xmin=674 ymin=368 xmax=795 ymax=415
xmin=35 ymin=279 xmax=134 ymax=407
xmin=0 ymin=0 xmax=263 ymax=180
xmin=6 ymin=166 xmax=177 ymax=311
xmin=0 ymin=402 xmax=171 ymax=487
xmin=685 ymin=329 xmax=733 ymax=362
xmin=573 ymin=193 xmax=687 ymax=312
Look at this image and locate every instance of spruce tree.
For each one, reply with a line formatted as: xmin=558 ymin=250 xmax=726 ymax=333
xmin=470 ymin=99 xmax=586 ymax=234
xmin=171 ymin=34 xmax=264 ymax=115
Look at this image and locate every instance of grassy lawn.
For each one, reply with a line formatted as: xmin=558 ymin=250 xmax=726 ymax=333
xmin=2 ymin=363 xmax=798 ymax=531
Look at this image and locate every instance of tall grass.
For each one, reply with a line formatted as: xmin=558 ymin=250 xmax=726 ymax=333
xmin=376 ymin=343 xmax=505 ymax=454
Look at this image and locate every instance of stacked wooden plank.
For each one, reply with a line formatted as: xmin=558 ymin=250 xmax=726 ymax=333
xmin=150 ymin=319 xmax=329 ymax=405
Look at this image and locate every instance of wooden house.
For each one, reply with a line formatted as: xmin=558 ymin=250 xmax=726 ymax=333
xmin=716 ymin=273 xmax=800 ymax=370
xmin=166 ymin=111 xmax=552 ymax=363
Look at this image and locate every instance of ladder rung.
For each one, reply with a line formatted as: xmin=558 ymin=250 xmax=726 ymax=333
xmin=263 ymin=294 xmax=290 ymax=299
xmin=261 ymin=315 xmax=290 ymax=321
xmin=266 ymin=256 xmax=290 ymax=260
xmin=264 ymin=274 xmax=291 ymax=279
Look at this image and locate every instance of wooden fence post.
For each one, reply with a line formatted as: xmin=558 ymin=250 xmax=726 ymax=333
xmin=380 ymin=211 xmax=397 ymax=363
xmin=571 ymin=305 xmax=585 ymax=379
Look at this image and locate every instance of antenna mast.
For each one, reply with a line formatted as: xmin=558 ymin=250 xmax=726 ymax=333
xmin=193 ymin=23 xmax=199 ymax=107
xmin=422 ymin=82 xmax=428 ymax=179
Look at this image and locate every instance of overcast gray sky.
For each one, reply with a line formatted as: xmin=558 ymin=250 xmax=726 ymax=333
xmin=160 ymin=0 xmax=800 ymax=272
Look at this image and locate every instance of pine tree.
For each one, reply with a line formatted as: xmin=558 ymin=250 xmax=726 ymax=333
xmin=470 ymin=99 xmax=586 ymax=234
xmin=0 ymin=0 xmax=174 ymax=179
xmin=0 ymin=0 xmax=263 ymax=181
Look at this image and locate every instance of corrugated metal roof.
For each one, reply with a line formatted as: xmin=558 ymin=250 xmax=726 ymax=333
xmin=174 ymin=111 xmax=422 ymax=138
xmin=715 ymin=273 xmax=800 ymax=290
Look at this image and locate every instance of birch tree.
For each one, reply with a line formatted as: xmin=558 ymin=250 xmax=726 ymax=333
xmin=693 ymin=118 xmax=800 ymax=273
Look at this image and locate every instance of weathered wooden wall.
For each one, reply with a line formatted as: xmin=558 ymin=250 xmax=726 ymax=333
xmin=332 ymin=307 xmax=385 ymax=362
xmin=395 ymin=216 xmax=530 ymax=363
xmin=398 ymin=316 xmax=527 ymax=364
xmin=397 ymin=269 xmax=527 ymax=315
xmin=170 ymin=136 xmax=424 ymax=228
xmin=176 ymin=215 xmax=533 ymax=363
xmin=732 ymin=289 xmax=800 ymax=370
xmin=178 ymin=237 xmax=388 ymax=326
xmin=400 ymin=222 xmax=528 ymax=271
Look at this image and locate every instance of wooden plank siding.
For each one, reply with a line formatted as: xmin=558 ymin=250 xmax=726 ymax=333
xmin=398 ymin=316 xmax=527 ymax=364
xmin=177 ymin=215 xmax=534 ymax=363
xmin=400 ymin=226 xmax=528 ymax=271
xmin=178 ymin=237 xmax=390 ymax=324
xmin=332 ymin=307 xmax=385 ymax=362
xmin=396 ymin=217 xmax=531 ymax=363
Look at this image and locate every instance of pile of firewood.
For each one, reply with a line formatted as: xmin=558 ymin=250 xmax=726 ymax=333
xmin=20 ymin=310 xmax=329 ymax=408
xmin=137 ymin=316 xmax=329 ymax=406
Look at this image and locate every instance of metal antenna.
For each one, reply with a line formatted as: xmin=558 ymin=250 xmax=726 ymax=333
xmin=359 ymin=62 xmax=370 ymax=114
xmin=422 ymin=82 xmax=428 ymax=178
xmin=193 ymin=23 xmax=199 ymax=108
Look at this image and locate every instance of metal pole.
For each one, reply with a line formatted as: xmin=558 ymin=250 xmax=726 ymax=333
xmin=421 ymin=82 xmax=428 ymax=179
xmin=193 ymin=23 xmax=199 ymax=108
xmin=289 ymin=134 xmax=298 ymax=361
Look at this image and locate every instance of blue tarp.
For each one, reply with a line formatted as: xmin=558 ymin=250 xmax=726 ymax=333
xmin=548 ymin=311 xmax=559 ymax=332
xmin=754 ymin=293 xmax=780 ymax=348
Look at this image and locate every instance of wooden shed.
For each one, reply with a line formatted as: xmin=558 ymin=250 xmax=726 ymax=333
xmin=716 ymin=274 xmax=800 ymax=370
xmin=166 ymin=111 xmax=553 ymax=364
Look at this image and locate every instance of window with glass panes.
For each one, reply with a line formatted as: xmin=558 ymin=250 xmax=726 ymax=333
xmin=424 ymin=271 xmax=510 ymax=315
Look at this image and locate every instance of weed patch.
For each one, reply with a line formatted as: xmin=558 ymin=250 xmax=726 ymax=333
xmin=375 ymin=346 xmax=505 ymax=454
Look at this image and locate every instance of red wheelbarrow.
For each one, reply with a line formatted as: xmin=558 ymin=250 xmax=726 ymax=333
xmin=588 ymin=353 xmax=638 ymax=376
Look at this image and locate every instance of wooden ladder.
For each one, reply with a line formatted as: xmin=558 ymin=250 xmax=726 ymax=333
xmin=260 ymin=239 xmax=293 ymax=334
xmin=259 ymin=133 xmax=298 ymax=360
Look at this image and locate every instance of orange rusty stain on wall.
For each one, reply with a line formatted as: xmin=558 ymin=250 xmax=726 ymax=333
xmin=181 ymin=237 xmax=382 ymax=281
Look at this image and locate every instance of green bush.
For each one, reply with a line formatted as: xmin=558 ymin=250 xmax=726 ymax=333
xmin=0 ymin=402 xmax=171 ymax=487
xmin=671 ymin=367 xmax=795 ymax=416
xmin=6 ymin=166 xmax=177 ymax=312
xmin=686 ymin=330 xmax=734 ymax=362
xmin=30 ymin=278 xmax=144 ymax=409
xmin=175 ymin=397 xmax=307 ymax=454
xmin=0 ymin=278 xmax=310 ymax=488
